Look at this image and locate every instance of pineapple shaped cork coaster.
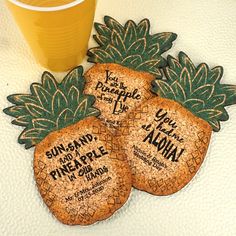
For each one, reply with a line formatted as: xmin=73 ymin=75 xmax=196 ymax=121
xmin=85 ymin=16 xmax=177 ymax=131
xmin=4 ymin=66 xmax=132 ymax=225
xmin=117 ymin=52 xmax=236 ymax=196
xmin=3 ymin=15 xmax=236 ymax=226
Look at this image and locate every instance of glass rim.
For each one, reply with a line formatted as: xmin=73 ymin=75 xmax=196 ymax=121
xmin=8 ymin=0 xmax=85 ymax=12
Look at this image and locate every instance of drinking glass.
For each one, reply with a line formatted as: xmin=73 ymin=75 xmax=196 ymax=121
xmin=6 ymin=0 xmax=96 ymax=71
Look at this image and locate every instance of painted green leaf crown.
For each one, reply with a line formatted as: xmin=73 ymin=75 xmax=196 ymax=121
xmin=3 ymin=66 xmax=100 ymax=149
xmin=152 ymin=52 xmax=236 ymax=132
xmin=88 ymin=16 xmax=177 ymax=78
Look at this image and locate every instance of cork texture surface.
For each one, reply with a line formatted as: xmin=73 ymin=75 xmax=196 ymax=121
xmin=85 ymin=63 xmax=154 ymax=131
xmin=117 ymin=97 xmax=212 ymax=195
xmin=34 ymin=117 xmax=131 ymax=225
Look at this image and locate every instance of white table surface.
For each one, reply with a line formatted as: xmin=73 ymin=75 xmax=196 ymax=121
xmin=0 ymin=0 xmax=236 ymax=235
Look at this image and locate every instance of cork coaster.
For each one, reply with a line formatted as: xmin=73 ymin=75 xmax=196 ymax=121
xmin=85 ymin=16 xmax=177 ymax=131
xmin=4 ymin=66 xmax=132 ymax=225
xmin=116 ymin=52 xmax=236 ymax=195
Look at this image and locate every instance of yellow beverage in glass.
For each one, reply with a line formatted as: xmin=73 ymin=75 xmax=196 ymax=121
xmin=6 ymin=0 xmax=96 ymax=71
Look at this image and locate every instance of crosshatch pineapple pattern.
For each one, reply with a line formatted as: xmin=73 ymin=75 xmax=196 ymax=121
xmin=4 ymin=67 xmax=132 ymax=225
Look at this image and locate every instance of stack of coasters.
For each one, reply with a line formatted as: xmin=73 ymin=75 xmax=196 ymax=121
xmin=4 ymin=16 xmax=236 ymax=225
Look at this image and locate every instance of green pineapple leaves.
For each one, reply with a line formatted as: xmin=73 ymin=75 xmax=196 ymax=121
xmin=3 ymin=66 xmax=100 ymax=149
xmin=88 ymin=16 xmax=177 ymax=78
xmin=152 ymin=52 xmax=236 ymax=132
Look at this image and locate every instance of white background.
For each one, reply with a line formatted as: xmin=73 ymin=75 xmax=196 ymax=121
xmin=0 ymin=0 xmax=236 ymax=235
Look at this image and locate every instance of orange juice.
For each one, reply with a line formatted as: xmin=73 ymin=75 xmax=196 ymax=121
xmin=6 ymin=0 xmax=96 ymax=71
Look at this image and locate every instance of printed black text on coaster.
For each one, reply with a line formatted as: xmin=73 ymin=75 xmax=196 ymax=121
xmin=4 ymin=66 xmax=132 ymax=225
xmin=117 ymin=52 xmax=236 ymax=196
xmin=85 ymin=16 xmax=177 ymax=131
